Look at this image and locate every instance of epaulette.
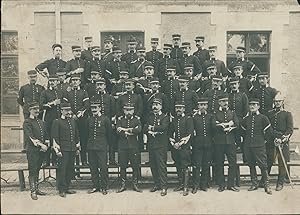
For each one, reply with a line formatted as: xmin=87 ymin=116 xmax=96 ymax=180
xmin=134 ymin=115 xmax=140 ymax=120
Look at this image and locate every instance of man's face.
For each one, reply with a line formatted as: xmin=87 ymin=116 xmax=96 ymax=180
xmin=73 ymin=49 xmax=81 ymax=58
xmin=152 ymin=102 xmax=162 ymax=113
xmin=233 ymin=68 xmax=243 ymax=77
xmin=175 ymin=106 xmax=185 ymax=115
xmin=274 ymin=100 xmax=284 ymax=109
xmin=212 ymin=79 xmax=222 ymax=89
xmin=163 ymin=48 xmax=171 ymax=56
xmin=219 ymin=100 xmax=229 ymax=109
xmin=144 ymin=67 xmax=154 ymax=77
xmin=195 ymin=40 xmax=204 ymax=48
xmin=91 ymin=105 xmax=101 ymax=116
xmin=28 ymin=76 xmax=37 ymax=84
xmin=236 ymin=50 xmax=244 ymax=59
xmin=137 ymin=50 xmax=146 ymax=59
xmin=184 ymin=68 xmax=193 ymax=77
xmin=209 ymin=50 xmax=216 ymax=58
xmin=151 ymin=42 xmax=158 ymax=50
xmin=49 ymin=79 xmax=58 ymax=88
xmin=249 ymin=103 xmax=260 ymax=112
xmin=207 ymin=68 xmax=217 ymax=77
xmin=173 ymin=38 xmax=181 ymax=47
xmin=72 ymin=79 xmax=81 ymax=87
xmin=182 ymin=46 xmax=191 ymax=55
xmin=120 ymin=73 xmax=129 ymax=80
xmin=29 ymin=107 xmax=40 ymax=117
xmin=258 ymin=77 xmax=268 ymax=86
xmin=150 ymin=82 xmax=159 ymax=91
xmin=104 ymin=41 xmax=113 ymax=50
xmin=179 ymin=81 xmax=188 ymax=89
xmin=124 ymin=108 xmax=134 ymax=117
xmin=85 ymin=39 xmax=93 ymax=48
xmin=166 ymin=69 xmax=176 ymax=78
xmin=62 ymin=109 xmax=72 ymax=118
xmin=128 ymin=43 xmax=137 ymax=51
xmin=53 ymin=47 xmax=62 ymax=58
xmin=57 ymin=74 xmax=66 ymax=82
xmin=198 ymin=103 xmax=208 ymax=112
xmin=92 ymin=49 xmax=101 ymax=58
xmin=96 ymin=82 xmax=106 ymax=92
xmin=125 ymin=82 xmax=135 ymax=91
xmin=247 ymin=75 xmax=256 ymax=82
xmin=230 ymin=82 xmax=240 ymax=91
xmin=91 ymin=73 xmax=100 ymax=80
xmin=113 ymin=52 xmax=122 ymax=60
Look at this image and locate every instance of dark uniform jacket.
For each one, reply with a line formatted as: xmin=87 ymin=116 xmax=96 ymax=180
xmin=204 ymin=59 xmax=227 ymax=77
xmin=178 ymin=55 xmax=203 ymax=75
xmin=102 ymin=51 xmax=114 ymax=63
xmin=267 ymin=109 xmax=293 ymax=140
xmin=241 ymin=111 xmax=273 ymax=147
xmin=135 ymin=77 xmax=153 ymax=95
xmin=228 ymin=90 xmax=249 ymax=120
xmin=129 ymin=59 xmax=150 ymax=78
xmin=121 ymin=51 xmax=138 ymax=65
xmin=84 ymin=81 xmax=97 ymax=99
xmin=193 ymin=48 xmax=210 ymax=65
xmin=169 ymin=114 xmax=194 ymax=149
xmin=157 ymin=57 xmax=178 ymax=81
xmin=23 ymin=117 xmax=49 ymax=151
xmin=111 ymin=81 xmax=126 ymax=99
xmin=193 ymin=112 xmax=215 ymax=148
xmin=35 ymin=58 xmax=66 ymax=76
xmin=51 ymin=116 xmax=79 ymax=151
xmin=62 ymin=87 xmax=90 ymax=116
xmin=146 ymin=50 xmax=163 ymax=71
xmin=57 ymin=81 xmax=70 ymax=92
xmin=202 ymin=88 xmax=224 ymax=113
xmin=87 ymin=113 xmax=112 ymax=151
xmin=105 ymin=59 xmax=129 ymax=81
xmin=18 ymin=83 xmax=45 ymax=111
xmin=143 ymin=91 xmax=170 ymax=115
xmin=161 ymin=78 xmax=180 ymax=101
xmin=91 ymin=92 xmax=116 ymax=118
xmin=116 ymin=91 xmax=143 ymax=117
xmin=116 ymin=115 xmax=142 ymax=150
xmin=144 ymin=112 xmax=170 ymax=150
xmin=81 ymin=49 xmax=93 ymax=61
xmin=85 ymin=58 xmax=107 ymax=79
xmin=214 ymin=108 xmax=239 ymax=145
xmin=65 ymin=58 xmax=86 ymax=83
xmin=170 ymin=46 xmax=183 ymax=60
xmin=40 ymin=87 xmax=63 ymax=121
xmin=174 ymin=88 xmax=199 ymax=116
xmin=228 ymin=58 xmax=261 ymax=77
xmin=252 ymin=86 xmax=277 ymax=115
xmin=187 ymin=77 xmax=202 ymax=95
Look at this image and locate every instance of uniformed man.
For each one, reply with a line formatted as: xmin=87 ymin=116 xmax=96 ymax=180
xmin=23 ymin=102 xmax=49 ymax=200
xmin=18 ymin=70 xmax=45 ymax=119
xmin=116 ymin=78 xmax=143 ymax=118
xmin=170 ymin=34 xmax=183 ymax=60
xmin=204 ymin=45 xmax=227 ymax=78
xmin=35 ymin=44 xmax=66 ymax=77
xmin=130 ymin=46 xmax=150 ymax=78
xmin=202 ymin=75 xmax=224 ymax=114
xmin=102 ymin=37 xmax=114 ymax=63
xmin=91 ymin=78 xmax=117 ymax=164
xmin=266 ymin=93 xmax=293 ymax=191
xmin=157 ymin=43 xmax=178 ymax=81
xmin=135 ymin=62 xmax=155 ymax=96
xmin=51 ymin=102 xmax=80 ymax=197
xmin=201 ymin=62 xmax=218 ymax=94
xmin=111 ymin=69 xmax=130 ymax=100
xmin=241 ymin=98 xmax=273 ymax=195
xmin=64 ymin=45 xmax=86 ymax=83
xmin=146 ymin=38 xmax=163 ymax=73
xmin=56 ymin=68 xmax=70 ymax=92
xmin=178 ymin=42 xmax=202 ymax=77
xmin=193 ymin=36 xmax=210 ymax=66
xmin=174 ymin=75 xmax=199 ymax=116
xmin=214 ymin=93 xmax=239 ymax=192
xmin=252 ymin=73 xmax=278 ymax=115
xmin=228 ymin=46 xmax=261 ymax=77
xmin=116 ymin=103 xmax=142 ymax=193
xmin=84 ymin=70 xmax=101 ymax=99
xmin=144 ymin=99 xmax=169 ymax=196
xmin=87 ymin=100 xmax=112 ymax=195
xmin=85 ymin=46 xmax=106 ymax=80
xmin=169 ymin=102 xmax=194 ymax=196
xmin=192 ymin=97 xmax=215 ymax=193
xmin=81 ymin=36 xmax=93 ymax=62
xmin=121 ymin=37 xmax=138 ymax=65
xmin=183 ymin=64 xmax=202 ymax=95
xmin=62 ymin=73 xmax=90 ymax=166
xmin=40 ymin=74 xmax=63 ymax=166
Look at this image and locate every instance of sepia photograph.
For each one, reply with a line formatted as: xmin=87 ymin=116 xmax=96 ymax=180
xmin=1 ymin=0 xmax=300 ymax=214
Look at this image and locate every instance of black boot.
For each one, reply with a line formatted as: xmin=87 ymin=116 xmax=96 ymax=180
xmin=183 ymin=169 xmax=189 ymax=196
xmin=35 ymin=175 xmax=46 ymax=196
xmin=116 ymin=179 xmax=126 ymax=193
xmin=174 ymin=169 xmax=184 ymax=191
xmin=248 ymin=166 xmax=258 ymax=191
xmin=133 ymin=179 xmax=142 ymax=193
xmin=29 ymin=176 xmax=38 ymax=200
xmin=262 ymin=169 xmax=272 ymax=195
xmin=192 ymin=167 xmax=200 ymax=194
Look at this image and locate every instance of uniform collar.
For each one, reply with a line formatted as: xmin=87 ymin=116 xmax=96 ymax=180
xmin=177 ymin=113 xmax=185 ymax=117
xmin=197 ymin=111 xmax=207 ymax=115
xmin=114 ymin=58 xmax=121 ymax=62
xmin=246 ymin=110 xmax=260 ymax=117
xmin=154 ymin=111 xmax=162 ymax=116
xmin=29 ymin=115 xmax=35 ymax=119
xmin=125 ymin=115 xmax=133 ymax=119
xmin=219 ymin=106 xmax=229 ymax=112
xmin=213 ymin=86 xmax=221 ymax=91
xmin=128 ymin=49 xmax=136 ymax=54
xmin=231 ymin=89 xmax=239 ymax=93
xmin=126 ymin=91 xmax=134 ymax=94
xmin=260 ymin=84 xmax=269 ymax=88
xmin=72 ymin=86 xmax=80 ymax=90
xmin=93 ymin=57 xmax=101 ymax=61
xmin=97 ymin=90 xmax=106 ymax=94
xmin=180 ymin=87 xmax=188 ymax=92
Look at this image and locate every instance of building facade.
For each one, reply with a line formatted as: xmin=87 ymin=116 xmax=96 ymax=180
xmin=1 ymin=0 xmax=300 ymax=149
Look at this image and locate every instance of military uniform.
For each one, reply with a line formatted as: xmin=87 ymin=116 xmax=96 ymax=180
xmin=160 ymin=74 xmax=179 ymax=110
xmin=85 ymin=58 xmax=107 ymax=80
xmin=51 ymin=104 xmax=80 ymax=195
xmin=116 ymin=89 xmax=143 ymax=117
xmin=144 ymin=107 xmax=169 ymax=191
xmin=81 ymin=48 xmax=93 ymax=62
xmin=192 ymin=104 xmax=215 ymax=191
xmin=228 ymin=58 xmax=261 ymax=78
xmin=91 ymin=91 xmax=116 ymax=119
xmin=178 ymin=49 xmax=203 ymax=76
xmin=193 ymin=36 xmax=210 ymax=65
xmin=65 ymin=57 xmax=86 ymax=82
xmin=204 ymin=59 xmax=227 ymax=77
xmin=143 ymin=89 xmax=169 ymax=117
xmin=105 ymin=59 xmax=129 ymax=81
xmin=146 ymin=48 xmax=163 ymax=73
xmin=121 ymin=50 xmax=138 ymax=66
xmin=102 ymin=51 xmax=114 ymax=63
xmin=157 ymin=56 xmax=178 ymax=81
xmin=130 ymin=59 xmax=151 ymax=78
xmin=203 ymin=88 xmax=224 ymax=114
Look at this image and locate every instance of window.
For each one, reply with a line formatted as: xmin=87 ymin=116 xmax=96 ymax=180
xmin=100 ymin=31 xmax=145 ymax=52
xmin=227 ymin=31 xmax=271 ymax=74
xmin=1 ymin=31 xmax=19 ymax=115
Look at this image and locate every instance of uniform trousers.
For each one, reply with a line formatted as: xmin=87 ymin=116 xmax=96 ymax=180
xmin=88 ymin=150 xmax=108 ymax=189
xmin=149 ymin=146 xmax=168 ymax=189
xmin=26 ymin=150 xmax=44 ymax=178
xmin=58 ymin=151 xmax=76 ymax=192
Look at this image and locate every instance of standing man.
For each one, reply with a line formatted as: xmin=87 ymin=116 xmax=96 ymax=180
xmin=230 ymin=63 xmax=254 ymax=96
xmin=170 ymin=34 xmax=183 ymax=60
xmin=116 ymin=103 xmax=142 ymax=193
xmin=35 ymin=44 xmax=66 ymax=77
xmin=267 ymin=93 xmax=293 ymax=191
xmin=192 ymin=98 xmax=215 ymax=193
xmin=81 ymin=36 xmax=93 ymax=62
xmin=241 ymin=98 xmax=273 ymax=195
xmin=65 ymin=45 xmax=86 ymax=84
xmin=87 ymin=101 xmax=112 ymax=195
xmin=130 ymin=46 xmax=149 ymax=78
xmin=214 ymin=94 xmax=239 ymax=192
xmin=144 ymin=99 xmax=169 ymax=196
xmin=193 ymin=36 xmax=210 ymax=66
xmin=85 ymin=46 xmax=106 ymax=80
xmin=102 ymin=37 xmax=114 ymax=63
xmin=121 ymin=37 xmax=138 ymax=65
xmin=51 ymin=103 xmax=80 ymax=197
xmin=204 ymin=45 xmax=227 ymax=78
xmin=23 ymin=102 xmax=49 ymax=200
xmin=169 ymin=102 xmax=194 ymax=196
xmin=56 ymin=68 xmax=70 ymax=92
xmin=146 ymin=38 xmax=163 ymax=73
xmin=157 ymin=44 xmax=178 ymax=81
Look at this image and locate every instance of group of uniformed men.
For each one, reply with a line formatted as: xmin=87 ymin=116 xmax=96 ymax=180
xmin=18 ymin=34 xmax=294 ymax=200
